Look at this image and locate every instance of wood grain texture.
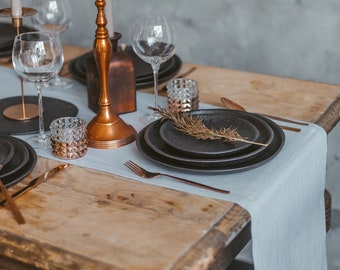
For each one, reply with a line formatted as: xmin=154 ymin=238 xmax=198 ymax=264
xmin=0 ymin=159 xmax=245 ymax=269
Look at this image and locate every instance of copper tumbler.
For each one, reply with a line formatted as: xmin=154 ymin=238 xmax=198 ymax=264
xmin=167 ymin=78 xmax=199 ymax=112
xmin=50 ymin=117 xmax=87 ymax=160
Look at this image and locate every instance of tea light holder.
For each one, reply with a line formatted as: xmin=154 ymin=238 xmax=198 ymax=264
xmin=86 ymin=0 xmax=136 ymax=148
xmin=0 ymin=6 xmax=39 ymax=121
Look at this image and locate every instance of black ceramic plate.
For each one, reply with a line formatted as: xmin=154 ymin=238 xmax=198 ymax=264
xmin=159 ymin=112 xmax=261 ymax=158
xmin=136 ymin=110 xmax=285 ymax=173
xmin=0 ymin=23 xmax=35 ymax=56
xmin=0 ymin=136 xmax=29 ymax=178
xmin=69 ymin=46 xmax=182 ymax=89
xmin=143 ymin=113 xmax=273 ymax=164
xmin=1 ymin=136 xmax=37 ymax=188
xmin=0 ymin=137 xmax=14 ymax=167
xmin=0 ymin=96 xmax=78 ymax=135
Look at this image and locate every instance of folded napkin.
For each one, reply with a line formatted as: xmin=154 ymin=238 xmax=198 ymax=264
xmin=1 ymin=66 xmax=327 ymax=270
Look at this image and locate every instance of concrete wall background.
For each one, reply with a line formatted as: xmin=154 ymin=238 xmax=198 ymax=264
xmin=59 ymin=0 xmax=340 ymax=85
xmin=2 ymin=0 xmax=340 ymax=84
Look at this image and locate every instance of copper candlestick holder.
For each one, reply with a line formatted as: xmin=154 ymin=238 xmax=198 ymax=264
xmin=86 ymin=0 xmax=136 ymax=148
xmin=0 ymin=7 xmax=39 ymax=121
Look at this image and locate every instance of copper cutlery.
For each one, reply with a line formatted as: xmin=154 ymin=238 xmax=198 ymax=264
xmin=0 ymin=161 xmax=25 ymax=224
xmin=0 ymin=164 xmax=69 ymax=208
xmin=0 ymin=179 xmax=25 ymax=224
xmin=220 ymin=97 xmax=303 ymax=132
xmin=124 ymin=160 xmax=230 ymax=194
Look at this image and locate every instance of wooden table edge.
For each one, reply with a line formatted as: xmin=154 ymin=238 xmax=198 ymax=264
xmin=314 ymin=94 xmax=340 ymax=133
xmin=170 ymin=203 xmax=251 ymax=270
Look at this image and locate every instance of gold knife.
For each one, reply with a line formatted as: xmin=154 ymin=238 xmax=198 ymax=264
xmin=220 ymin=97 xmax=308 ymax=126
xmin=0 ymin=179 xmax=25 ymax=224
xmin=0 ymin=164 xmax=69 ymax=207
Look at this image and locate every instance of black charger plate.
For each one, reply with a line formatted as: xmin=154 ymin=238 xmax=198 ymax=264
xmin=136 ymin=110 xmax=285 ymax=173
xmin=0 ymin=137 xmax=14 ymax=167
xmin=0 ymin=136 xmax=37 ymax=188
xmin=69 ymin=46 xmax=182 ymax=89
xmin=142 ymin=112 xmax=273 ymax=165
xmin=0 ymin=136 xmax=29 ymax=178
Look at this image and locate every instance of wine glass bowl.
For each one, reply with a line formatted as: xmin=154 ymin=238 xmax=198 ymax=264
xmin=131 ymin=15 xmax=176 ymax=123
xmin=12 ymin=31 xmax=59 ymax=148
xmin=31 ymin=2 xmax=71 ymax=33
xmin=31 ymin=0 xmax=72 ymax=89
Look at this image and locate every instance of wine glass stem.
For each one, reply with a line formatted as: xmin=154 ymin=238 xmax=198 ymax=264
xmin=152 ymin=63 xmax=160 ymax=108
xmin=35 ymin=82 xmax=46 ymax=140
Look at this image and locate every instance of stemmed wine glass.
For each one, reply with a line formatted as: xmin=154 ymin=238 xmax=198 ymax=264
xmin=31 ymin=0 xmax=72 ymax=89
xmin=12 ymin=31 xmax=59 ymax=148
xmin=131 ymin=15 xmax=176 ymax=123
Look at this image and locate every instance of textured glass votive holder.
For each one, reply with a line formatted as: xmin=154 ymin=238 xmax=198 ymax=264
xmin=50 ymin=117 xmax=88 ymax=160
xmin=167 ymin=78 xmax=199 ymax=112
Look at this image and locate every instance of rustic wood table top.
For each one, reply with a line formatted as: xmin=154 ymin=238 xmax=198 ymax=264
xmin=0 ymin=45 xmax=339 ymax=270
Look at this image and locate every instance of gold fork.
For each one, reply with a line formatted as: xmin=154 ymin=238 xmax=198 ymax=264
xmin=124 ymin=160 xmax=230 ymax=194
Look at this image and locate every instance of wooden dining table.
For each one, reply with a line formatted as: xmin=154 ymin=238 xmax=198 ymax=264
xmin=0 ymin=45 xmax=339 ymax=270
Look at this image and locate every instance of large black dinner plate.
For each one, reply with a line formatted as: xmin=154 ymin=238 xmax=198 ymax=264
xmin=0 ymin=135 xmax=29 ymax=178
xmin=0 ymin=23 xmax=35 ymax=57
xmin=69 ymin=46 xmax=182 ymax=89
xmin=0 ymin=96 xmax=78 ymax=135
xmin=159 ymin=111 xmax=261 ymax=158
xmin=143 ymin=112 xmax=273 ymax=165
xmin=136 ymin=110 xmax=285 ymax=173
xmin=0 ymin=137 xmax=14 ymax=167
xmin=0 ymin=136 xmax=37 ymax=188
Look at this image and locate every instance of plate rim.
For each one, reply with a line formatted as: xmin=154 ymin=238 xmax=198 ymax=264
xmin=0 ymin=136 xmax=37 ymax=188
xmin=0 ymin=136 xmax=30 ymax=178
xmin=144 ymin=109 xmax=274 ymax=163
xmin=0 ymin=137 xmax=15 ymax=167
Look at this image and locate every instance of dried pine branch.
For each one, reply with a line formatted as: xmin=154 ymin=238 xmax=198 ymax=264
xmin=150 ymin=107 xmax=268 ymax=147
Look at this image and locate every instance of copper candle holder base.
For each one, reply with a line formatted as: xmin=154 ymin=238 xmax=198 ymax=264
xmin=87 ymin=116 xmax=136 ymax=149
xmin=87 ymin=0 xmax=136 ymax=149
xmin=3 ymin=103 xmax=39 ymax=120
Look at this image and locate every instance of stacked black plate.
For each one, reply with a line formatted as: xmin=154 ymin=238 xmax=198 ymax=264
xmin=69 ymin=46 xmax=182 ymax=89
xmin=0 ymin=135 xmax=37 ymax=188
xmin=136 ymin=109 xmax=285 ymax=173
xmin=0 ymin=23 xmax=35 ymax=57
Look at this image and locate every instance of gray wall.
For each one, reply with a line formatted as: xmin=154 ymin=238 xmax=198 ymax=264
xmin=54 ymin=0 xmax=340 ymax=85
xmin=2 ymin=0 xmax=340 ymax=85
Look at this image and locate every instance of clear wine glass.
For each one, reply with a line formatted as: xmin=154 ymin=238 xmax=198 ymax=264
xmin=131 ymin=15 xmax=176 ymax=123
xmin=31 ymin=0 xmax=73 ymax=89
xmin=12 ymin=31 xmax=59 ymax=148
